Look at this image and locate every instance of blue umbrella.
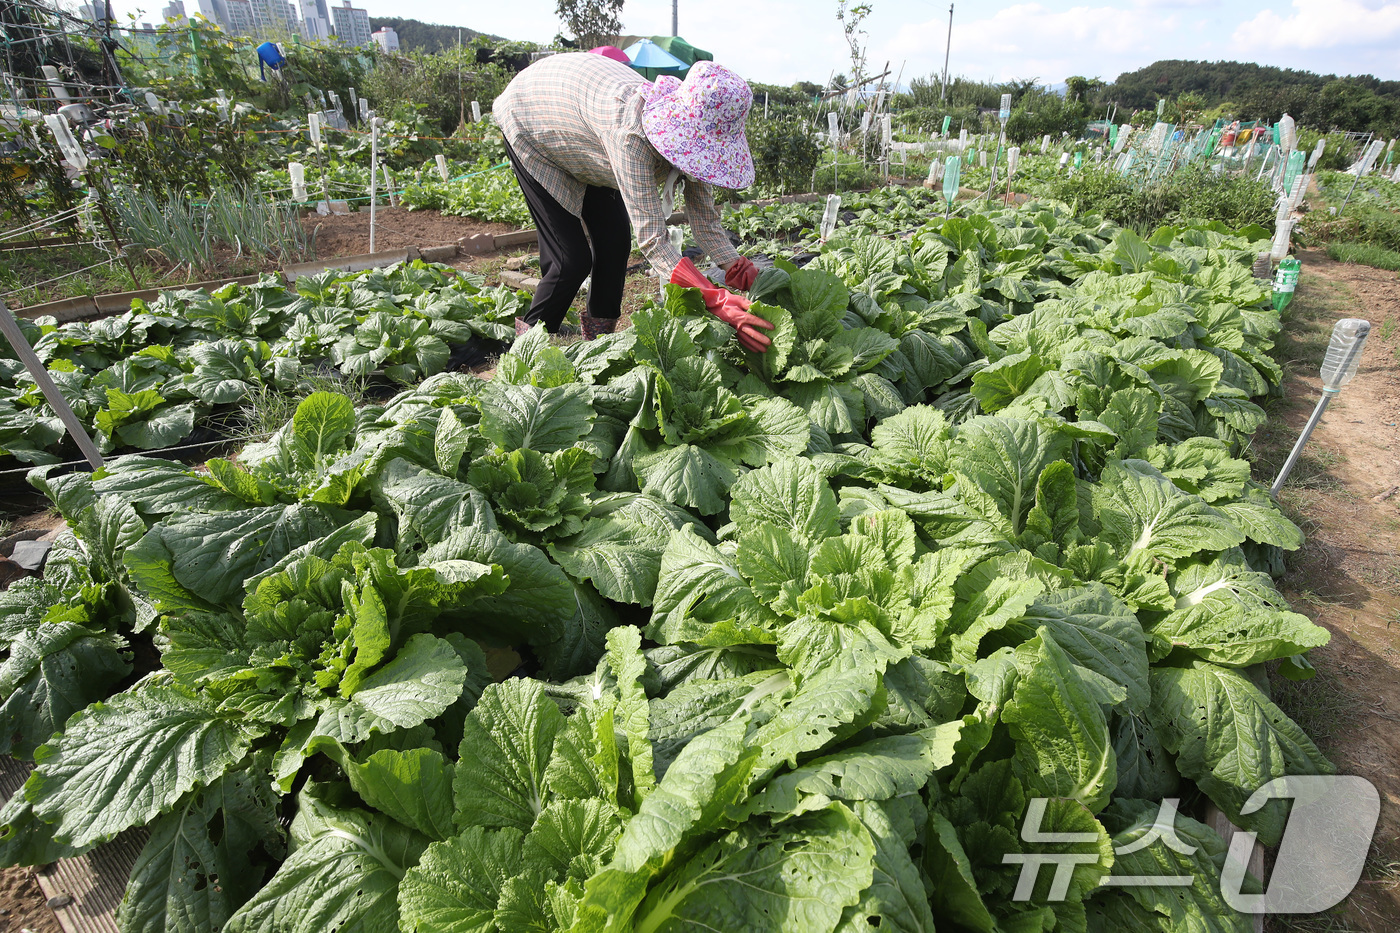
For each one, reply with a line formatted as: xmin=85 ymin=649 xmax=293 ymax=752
xmin=623 ymin=39 xmax=687 ymax=71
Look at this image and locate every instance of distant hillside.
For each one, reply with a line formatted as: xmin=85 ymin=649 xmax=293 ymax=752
xmin=367 ymin=17 xmax=502 ymax=54
xmin=1106 ymin=60 xmax=1399 ymax=136
xmin=1107 ymin=60 xmax=1400 ymax=109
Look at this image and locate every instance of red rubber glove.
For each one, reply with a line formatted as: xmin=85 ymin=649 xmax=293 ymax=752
xmin=670 ymin=257 xmax=774 ymax=353
xmin=724 ymin=256 xmax=759 ymax=291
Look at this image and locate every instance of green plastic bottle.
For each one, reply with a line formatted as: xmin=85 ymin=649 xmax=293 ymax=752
xmin=1272 ymin=257 xmax=1301 ymax=312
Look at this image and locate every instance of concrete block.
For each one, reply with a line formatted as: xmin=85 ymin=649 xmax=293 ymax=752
xmin=14 ymin=295 xmax=98 ymax=321
xmin=499 ymin=270 xmax=540 ymax=292
xmin=457 ymin=233 xmax=498 ymax=255
xmin=494 ymin=229 xmax=539 ymax=249
xmin=419 ymin=244 xmax=458 ymax=263
xmin=282 ymin=248 xmax=418 ymax=281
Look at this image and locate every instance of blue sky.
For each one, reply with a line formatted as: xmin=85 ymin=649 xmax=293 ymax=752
xmin=104 ymin=0 xmax=1400 ymax=87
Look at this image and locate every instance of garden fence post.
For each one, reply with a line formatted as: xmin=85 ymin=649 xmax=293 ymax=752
xmin=370 ymin=115 xmax=381 ymax=253
xmin=0 ymin=299 xmax=104 ymax=470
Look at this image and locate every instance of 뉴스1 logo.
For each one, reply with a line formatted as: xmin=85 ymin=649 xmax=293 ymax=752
xmin=1005 ymin=776 xmax=1380 ymax=914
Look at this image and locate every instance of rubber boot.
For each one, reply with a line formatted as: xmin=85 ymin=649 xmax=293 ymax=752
xmin=581 ymin=312 xmax=618 ymax=341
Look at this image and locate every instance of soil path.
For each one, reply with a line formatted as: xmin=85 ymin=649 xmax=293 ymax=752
xmin=1254 ymin=249 xmax=1400 ymax=931
xmin=301 ymin=208 xmax=516 ymax=258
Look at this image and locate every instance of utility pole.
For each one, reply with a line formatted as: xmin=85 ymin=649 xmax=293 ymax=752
xmin=672 ymin=0 xmax=678 ymax=36
xmin=940 ymin=4 xmax=953 ymax=101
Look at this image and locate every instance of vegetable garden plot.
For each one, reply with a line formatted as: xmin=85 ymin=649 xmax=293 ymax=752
xmin=0 ymin=262 xmax=527 ymax=467
xmin=0 ymin=201 xmax=1329 ymax=933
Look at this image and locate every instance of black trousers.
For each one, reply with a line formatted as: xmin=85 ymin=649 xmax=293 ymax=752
xmin=504 ymin=141 xmax=632 ymax=330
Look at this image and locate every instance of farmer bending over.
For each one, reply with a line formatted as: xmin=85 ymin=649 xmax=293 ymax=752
xmin=492 ymin=54 xmax=772 ymax=351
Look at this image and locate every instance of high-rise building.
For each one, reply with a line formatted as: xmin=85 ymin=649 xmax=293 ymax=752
xmin=299 ymin=0 xmax=332 ymax=40
xmin=161 ymin=0 xmax=187 ymax=24
xmin=221 ymin=0 xmax=257 ymax=35
xmin=82 ymin=0 xmax=114 ymax=28
xmin=302 ymin=12 xmax=332 ymax=41
xmin=330 ymin=0 xmax=371 ymax=46
xmin=370 ymin=26 xmax=398 ymax=51
xmin=248 ymin=0 xmax=301 ymax=35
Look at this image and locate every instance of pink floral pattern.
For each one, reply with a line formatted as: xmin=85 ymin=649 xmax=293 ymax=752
xmin=640 ymin=62 xmax=755 ymax=189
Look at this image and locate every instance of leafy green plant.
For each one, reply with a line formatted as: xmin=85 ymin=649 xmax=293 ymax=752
xmin=0 ymin=199 xmax=1329 ymax=933
xmin=0 ymin=262 xmax=527 ymax=464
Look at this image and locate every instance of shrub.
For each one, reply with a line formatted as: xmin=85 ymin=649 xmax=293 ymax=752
xmin=747 ymin=113 xmax=823 ymax=194
xmin=1034 ymin=165 xmax=1275 ymax=230
xmin=363 ymin=48 xmax=511 ymax=135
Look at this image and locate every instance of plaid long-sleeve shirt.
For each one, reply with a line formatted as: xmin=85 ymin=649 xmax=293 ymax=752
xmin=492 ymin=53 xmax=741 ymax=277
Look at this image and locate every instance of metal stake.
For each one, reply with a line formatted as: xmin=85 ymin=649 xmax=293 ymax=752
xmin=1270 ymin=390 xmax=1333 ymax=496
xmin=0 ymin=298 xmax=104 ymax=469
xmin=369 ymin=115 xmax=380 ymax=253
xmin=1271 ymin=325 xmax=1370 ymax=495
xmin=1336 ymin=132 xmax=1373 ymax=217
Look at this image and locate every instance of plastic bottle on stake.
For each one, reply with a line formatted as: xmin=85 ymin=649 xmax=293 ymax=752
xmin=942 ymin=155 xmax=961 ymax=205
xmin=471 ymin=101 xmax=482 ymax=123
xmin=998 ymin=93 xmax=1011 ymax=124
xmin=43 ymin=115 xmax=87 ymax=171
xmin=289 ymin=162 xmax=307 ymax=201
xmin=1272 ymin=257 xmax=1301 ymax=312
xmin=308 ymin=112 xmax=322 ymax=152
xmin=820 ymin=194 xmax=842 ymax=241
xmin=1320 ymin=319 xmax=1370 ymax=390
xmin=1270 ymin=318 xmax=1370 ymax=494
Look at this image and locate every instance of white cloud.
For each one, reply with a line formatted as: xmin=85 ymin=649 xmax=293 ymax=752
xmin=1231 ymin=0 xmax=1400 ymax=50
xmin=1132 ymin=0 xmax=1215 ymax=8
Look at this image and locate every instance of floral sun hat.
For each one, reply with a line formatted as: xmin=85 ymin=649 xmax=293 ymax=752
xmin=640 ymin=61 xmax=755 ymax=189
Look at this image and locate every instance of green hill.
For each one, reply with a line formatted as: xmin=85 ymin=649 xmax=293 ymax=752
xmin=367 ymin=17 xmax=502 ymax=54
xmin=1107 ymin=60 xmax=1399 ymax=135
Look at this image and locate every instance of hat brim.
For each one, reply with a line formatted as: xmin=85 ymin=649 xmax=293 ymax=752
xmin=642 ymin=104 xmax=755 ymax=189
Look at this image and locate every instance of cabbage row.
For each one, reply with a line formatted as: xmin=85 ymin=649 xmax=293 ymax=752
xmin=0 ymin=202 xmax=1328 ymax=933
xmin=0 ymin=262 xmax=526 ymax=464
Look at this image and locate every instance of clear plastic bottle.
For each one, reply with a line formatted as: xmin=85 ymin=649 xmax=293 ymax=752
xmin=820 ymin=194 xmax=842 ymax=241
xmin=1320 ymin=319 xmax=1370 ymax=390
